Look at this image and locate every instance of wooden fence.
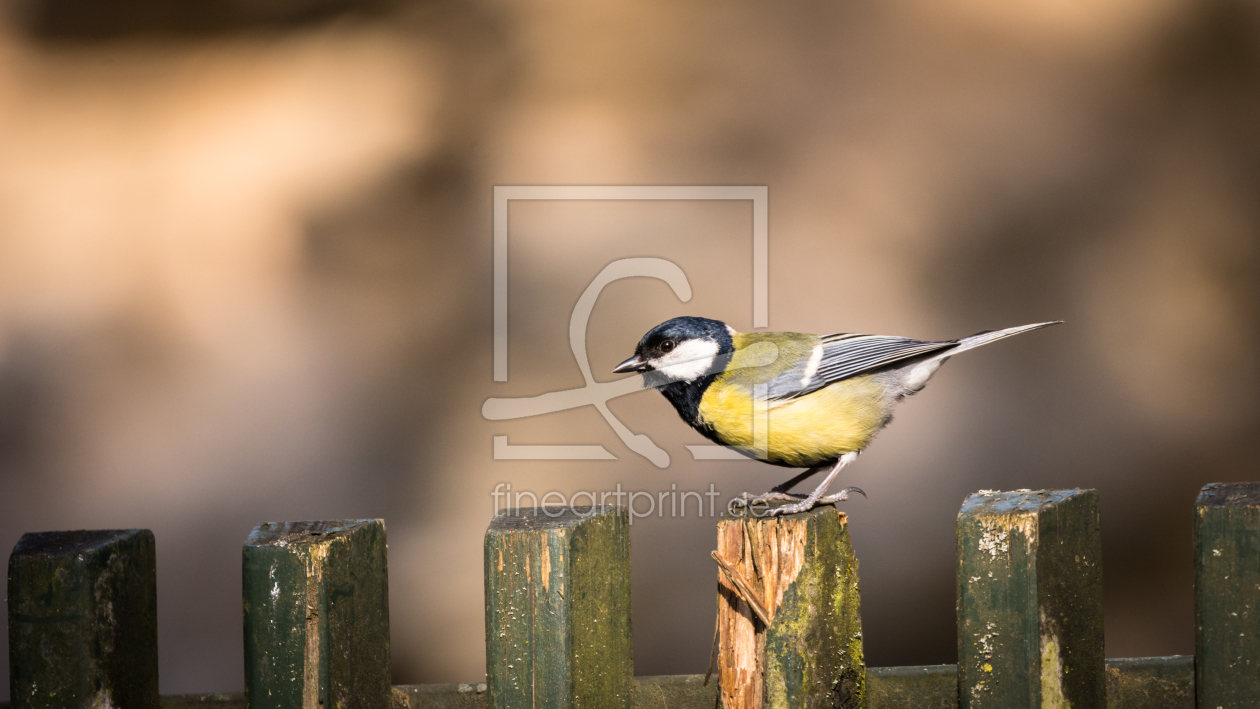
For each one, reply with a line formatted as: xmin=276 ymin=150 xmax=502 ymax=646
xmin=4 ymin=482 xmax=1258 ymax=708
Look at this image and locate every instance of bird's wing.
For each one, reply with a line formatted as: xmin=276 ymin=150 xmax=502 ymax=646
xmin=764 ymin=333 xmax=958 ymax=401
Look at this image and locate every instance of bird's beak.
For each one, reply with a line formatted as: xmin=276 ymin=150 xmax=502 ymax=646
xmin=612 ymin=355 xmax=650 ymax=374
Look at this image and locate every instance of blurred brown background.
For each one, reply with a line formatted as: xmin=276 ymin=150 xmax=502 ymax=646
xmin=1 ymin=0 xmax=1259 ymax=696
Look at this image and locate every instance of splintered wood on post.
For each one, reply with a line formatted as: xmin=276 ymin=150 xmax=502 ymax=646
xmin=484 ymin=506 xmax=633 ymax=709
xmin=7 ymin=529 xmax=159 ymax=709
xmin=242 ymin=519 xmax=391 ymax=709
xmin=714 ymin=505 xmax=865 ymax=709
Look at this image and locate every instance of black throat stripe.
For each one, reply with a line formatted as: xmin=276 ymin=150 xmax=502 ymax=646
xmin=658 ymin=374 xmax=723 ymax=444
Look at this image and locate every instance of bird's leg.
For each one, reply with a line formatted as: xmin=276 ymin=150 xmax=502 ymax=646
xmin=769 ymin=465 xmax=829 ymax=494
xmin=761 ymin=453 xmax=858 ymax=517
xmin=729 ymin=464 xmax=828 ymax=510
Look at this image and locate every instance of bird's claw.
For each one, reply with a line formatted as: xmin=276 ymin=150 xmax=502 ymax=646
xmin=737 ymin=486 xmax=868 ymax=517
xmin=763 ymin=502 xmax=809 ymax=517
xmin=728 ymin=491 xmax=804 ymax=516
xmin=820 ymin=486 xmax=867 ymax=503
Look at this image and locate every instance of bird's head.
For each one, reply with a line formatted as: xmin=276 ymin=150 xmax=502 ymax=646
xmin=613 ymin=316 xmax=735 ymax=386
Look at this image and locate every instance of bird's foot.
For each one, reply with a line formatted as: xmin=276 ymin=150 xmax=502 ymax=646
xmin=732 ymin=455 xmax=863 ymax=517
xmin=729 ymin=491 xmax=805 ymax=509
xmin=761 ymin=487 xmax=868 ymax=517
xmin=728 ymin=491 xmax=805 ymax=515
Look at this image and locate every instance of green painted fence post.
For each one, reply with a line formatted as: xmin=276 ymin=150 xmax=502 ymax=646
xmin=484 ymin=506 xmax=632 ymax=709
xmin=7 ymin=529 xmax=158 ymax=709
xmin=243 ymin=519 xmax=391 ymax=709
xmin=956 ymin=489 xmax=1104 ymax=709
xmin=1194 ymin=481 xmax=1260 ymax=708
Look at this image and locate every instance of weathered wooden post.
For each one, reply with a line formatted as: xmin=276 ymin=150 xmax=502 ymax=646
xmin=1194 ymin=481 xmax=1260 ymax=707
xmin=956 ymin=489 xmax=1104 ymax=709
xmin=713 ymin=505 xmax=865 ymax=709
xmin=242 ymin=519 xmax=391 ymax=709
xmin=7 ymin=529 xmax=159 ymax=709
xmin=484 ymin=506 xmax=633 ymax=709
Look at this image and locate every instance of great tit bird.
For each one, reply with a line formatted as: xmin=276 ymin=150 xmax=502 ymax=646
xmin=613 ymin=317 xmax=1060 ymax=516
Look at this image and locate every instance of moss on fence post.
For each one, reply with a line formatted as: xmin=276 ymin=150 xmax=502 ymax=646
xmin=242 ymin=519 xmax=391 ymax=709
xmin=7 ymin=529 xmax=159 ymax=709
xmin=956 ymin=489 xmax=1104 ymax=709
xmin=1194 ymin=482 xmax=1260 ymax=708
xmin=484 ymin=506 xmax=633 ymax=709
xmin=715 ymin=505 xmax=865 ymax=709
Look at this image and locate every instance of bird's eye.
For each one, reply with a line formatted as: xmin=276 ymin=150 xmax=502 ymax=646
xmin=660 ymin=339 xmax=675 ymax=353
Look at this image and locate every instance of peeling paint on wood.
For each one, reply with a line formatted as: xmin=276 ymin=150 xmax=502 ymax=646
xmin=1194 ymin=482 xmax=1260 ymax=708
xmin=484 ymin=506 xmax=633 ymax=709
xmin=716 ymin=506 xmax=865 ymax=709
xmin=7 ymin=529 xmax=158 ymax=709
xmin=957 ymin=490 xmax=1104 ymax=709
xmin=242 ymin=520 xmax=391 ymax=709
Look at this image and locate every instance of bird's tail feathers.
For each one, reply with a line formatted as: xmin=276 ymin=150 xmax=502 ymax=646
xmin=943 ymin=321 xmax=1062 ymax=357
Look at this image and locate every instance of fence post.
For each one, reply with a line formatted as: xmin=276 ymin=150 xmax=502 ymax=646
xmin=1194 ymin=481 xmax=1260 ymax=707
xmin=714 ymin=505 xmax=865 ymax=709
xmin=484 ymin=506 xmax=633 ymax=709
xmin=956 ymin=489 xmax=1104 ymax=709
xmin=7 ymin=529 xmax=158 ymax=709
xmin=242 ymin=519 xmax=391 ymax=709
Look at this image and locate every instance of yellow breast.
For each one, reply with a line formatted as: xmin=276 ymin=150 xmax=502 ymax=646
xmin=697 ymin=374 xmax=890 ymax=467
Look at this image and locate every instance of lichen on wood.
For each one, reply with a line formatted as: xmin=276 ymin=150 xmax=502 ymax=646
xmin=1194 ymin=482 xmax=1260 ymax=708
xmin=715 ymin=505 xmax=865 ymax=709
xmin=484 ymin=506 xmax=633 ymax=709
xmin=956 ymin=489 xmax=1104 ymax=709
xmin=7 ymin=529 xmax=159 ymax=709
xmin=242 ymin=519 xmax=391 ymax=709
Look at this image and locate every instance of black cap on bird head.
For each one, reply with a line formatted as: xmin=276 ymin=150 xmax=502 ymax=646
xmin=612 ymin=317 xmax=734 ymax=383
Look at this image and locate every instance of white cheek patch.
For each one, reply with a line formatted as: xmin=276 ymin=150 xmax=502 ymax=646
xmin=649 ymin=339 xmax=720 ymax=384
